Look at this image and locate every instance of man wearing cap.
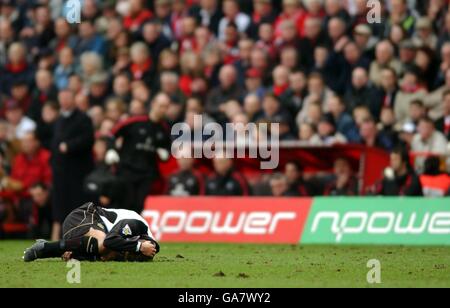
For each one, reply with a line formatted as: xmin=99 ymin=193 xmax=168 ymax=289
xmin=412 ymin=17 xmax=438 ymax=50
xmin=398 ymin=40 xmax=418 ymax=72
xmin=353 ymin=24 xmax=376 ymax=60
xmin=88 ymin=72 xmax=110 ymax=107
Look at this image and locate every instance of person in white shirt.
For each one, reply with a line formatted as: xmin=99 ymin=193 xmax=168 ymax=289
xmin=411 ymin=117 xmax=448 ymax=172
xmin=218 ymin=0 xmax=251 ymax=41
xmin=4 ymin=99 xmax=36 ymax=140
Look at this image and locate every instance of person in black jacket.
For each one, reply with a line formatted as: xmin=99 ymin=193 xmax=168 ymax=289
xmin=168 ymin=149 xmax=205 ymax=196
xmin=51 ymin=90 xmax=95 ymax=237
xmin=206 ymin=156 xmax=250 ymax=196
xmin=189 ymin=0 xmax=224 ymax=36
xmin=111 ymin=93 xmax=172 ymax=213
xmin=344 ymin=67 xmax=382 ymax=120
xmin=377 ymin=147 xmax=423 ymax=196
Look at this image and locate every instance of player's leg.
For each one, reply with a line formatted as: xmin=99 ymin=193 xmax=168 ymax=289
xmin=23 ymin=230 xmax=105 ymax=262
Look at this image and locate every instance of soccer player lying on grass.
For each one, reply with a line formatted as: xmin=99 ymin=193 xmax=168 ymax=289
xmin=23 ymin=203 xmax=159 ymax=262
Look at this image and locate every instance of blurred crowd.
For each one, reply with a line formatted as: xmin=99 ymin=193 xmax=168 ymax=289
xmin=1 ymin=0 xmax=450 ymax=239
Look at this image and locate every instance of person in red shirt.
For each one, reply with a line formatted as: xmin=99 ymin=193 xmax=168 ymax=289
xmin=274 ymin=0 xmax=306 ymax=39
xmin=123 ymin=0 xmax=153 ymax=32
xmin=7 ymin=131 xmax=52 ymax=199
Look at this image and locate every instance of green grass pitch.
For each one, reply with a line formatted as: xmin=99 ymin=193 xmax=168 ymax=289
xmin=1 ymin=241 xmax=450 ymax=288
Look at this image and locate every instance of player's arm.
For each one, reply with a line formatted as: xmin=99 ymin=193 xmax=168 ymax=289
xmin=103 ymin=219 xmax=157 ymax=257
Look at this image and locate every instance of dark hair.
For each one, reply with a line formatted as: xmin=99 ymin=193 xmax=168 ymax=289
xmin=418 ymin=116 xmax=435 ymax=127
xmin=410 ymin=99 xmax=424 ymax=108
xmin=443 ymin=89 xmax=450 ymax=99
xmin=381 ymin=67 xmax=398 ymax=78
xmin=391 ymin=146 xmax=411 ymax=169
xmin=31 ymin=182 xmax=49 ymax=191
xmin=263 ymin=93 xmax=281 ymax=104
xmin=44 ymin=101 xmax=60 ymax=111
xmin=285 ymin=161 xmax=302 ymax=172
xmin=424 ymin=156 xmax=441 ymax=176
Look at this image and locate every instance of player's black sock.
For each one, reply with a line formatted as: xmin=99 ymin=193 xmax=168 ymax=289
xmin=40 ymin=241 xmax=65 ymax=258
xmin=39 ymin=237 xmax=99 ymax=259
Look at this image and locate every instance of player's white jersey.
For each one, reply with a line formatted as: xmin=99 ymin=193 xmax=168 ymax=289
xmin=99 ymin=208 xmax=155 ymax=240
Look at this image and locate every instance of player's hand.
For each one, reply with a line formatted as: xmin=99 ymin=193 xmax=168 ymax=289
xmin=62 ymin=252 xmax=73 ymax=261
xmin=140 ymin=241 xmax=157 ymax=258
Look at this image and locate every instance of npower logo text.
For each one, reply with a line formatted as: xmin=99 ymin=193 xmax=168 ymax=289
xmin=310 ymin=211 xmax=450 ymax=242
xmin=144 ymin=210 xmax=297 ymax=240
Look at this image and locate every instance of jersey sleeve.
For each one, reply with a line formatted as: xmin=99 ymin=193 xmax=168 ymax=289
xmin=103 ymin=219 xmax=150 ymax=253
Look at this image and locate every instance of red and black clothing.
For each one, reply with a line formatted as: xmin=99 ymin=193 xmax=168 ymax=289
xmin=379 ymin=171 xmax=424 ymax=196
xmin=112 ymin=116 xmax=171 ymax=212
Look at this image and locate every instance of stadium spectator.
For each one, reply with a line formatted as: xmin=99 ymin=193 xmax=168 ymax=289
xmin=284 ymin=161 xmax=314 ymax=196
xmin=359 ymin=117 xmax=395 ymax=151
xmin=377 ymin=147 xmax=423 ymax=196
xmin=425 ymin=68 xmax=450 ymax=121
xmin=378 ymin=107 xmax=401 ymax=147
xmin=297 ymin=72 xmax=333 ymax=124
xmin=344 ymin=67 xmax=381 ymax=119
xmin=123 ymin=0 xmax=153 ymax=32
xmin=394 ymin=68 xmax=428 ymax=125
xmin=298 ymin=121 xmax=321 ymax=145
xmin=206 ymin=156 xmax=250 ymax=196
xmin=206 ymin=64 xmax=245 ymax=121
xmin=406 ymin=99 xmax=427 ymax=131
xmin=190 ymin=0 xmax=223 ymax=36
xmin=377 ymin=67 xmax=399 ymax=110
xmin=0 ymin=42 xmax=34 ymax=96
xmin=218 ymin=0 xmax=251 ymax=41
xmin=316 ymin=114 xmax=347 ymax=145
xmin=324 ymin=158 xmax=358 ymax=196
xmin=411 ymin=117 xmax=448 ymax=172
xmin=29 ymin=69 xmax=57 ymax=123
xmin=6 ymin=131 xmax=51 ymax=200
xmin=280 ymin=70 xmax=307 ymax=116
xmin=270 ymin=173 xmax=299 ymax=197
xmin=435 ymin=89 xmax=450 ymax=140
xmin=168 ymin=148 xmax=205 ymax=196
xmin=369 ymin=40 xmax=402 ymax=87
xmin=29 ymin=182 xmax=52 ymax=239
xmin=327 ymin=95 xmax=359 ymax=142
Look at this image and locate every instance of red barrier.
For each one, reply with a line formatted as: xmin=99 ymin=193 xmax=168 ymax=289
xmin=159 ymin=144 xmax=390 ymax=194
xmin=143 ymin=197 xmax=312 ymax=244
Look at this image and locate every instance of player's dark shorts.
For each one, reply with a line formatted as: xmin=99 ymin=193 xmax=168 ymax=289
xmin=62 ymin=202 xmax=106 ymax=240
